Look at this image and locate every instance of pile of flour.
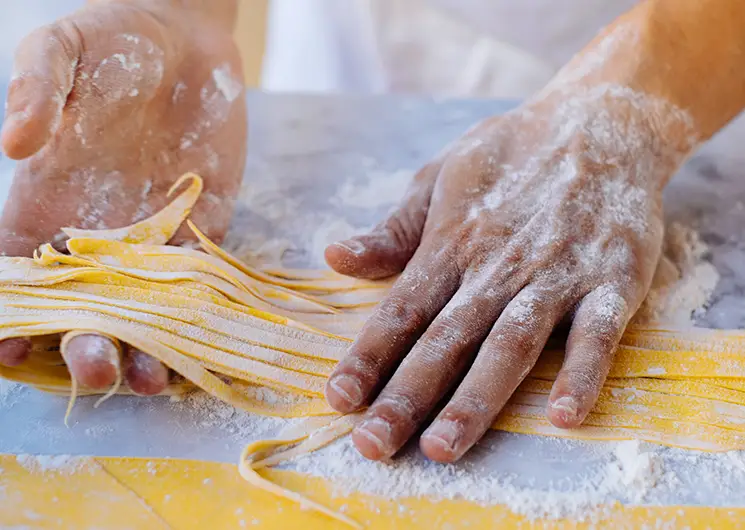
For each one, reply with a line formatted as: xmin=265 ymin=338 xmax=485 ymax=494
xmin=633 ymin=221 xmax=720 ymax=327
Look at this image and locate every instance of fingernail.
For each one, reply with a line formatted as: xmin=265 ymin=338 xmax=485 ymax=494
xmin=423 ymin=419 xmax=461 ymax=454
xmin=355 ymin=417 xmax=392 ymax=453
xmin=550 ymin=396 xmax=579 ymax=422
xmin=328 ymin=374 xmax=363 ymax=407
xmin=334 ymin=240 xmax=366 ymax=255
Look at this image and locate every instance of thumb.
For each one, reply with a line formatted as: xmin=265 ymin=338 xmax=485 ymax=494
xmin=325 ymin=162 xmax=441 ymax=280
xmin=2 ymin=20 xmax=80 ymax=160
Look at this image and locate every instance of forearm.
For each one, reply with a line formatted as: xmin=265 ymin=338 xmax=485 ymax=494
xmin=545 ymin=0 xmax=745 ymax=144
xmin=87 ymin=0 xmax=239 ymax=32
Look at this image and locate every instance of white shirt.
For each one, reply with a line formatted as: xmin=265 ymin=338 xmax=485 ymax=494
xmin=262 ymin=0 xmax=638 ymax=98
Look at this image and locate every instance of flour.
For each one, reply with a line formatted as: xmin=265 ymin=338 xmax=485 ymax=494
xmin=310 ymin=217 xmax=366 ymax=266
xmin=548 ymin=23 xmax=638 ymax=89
xmin=175 ymin=65 xmax=240 ymax=160
xmin=172 ymin=387 xmax=288 ymax=440
xmin=288 ymin=435 xmax=674 ymax=521
xmin=172 ymin=81 xmax=187 ymax=103
xmin=88 ymin=36 xmax=164 ymax=104
xmin=634 ymin=222 xmax=720 ymax=326
xmin=0 ymin=379 xmax=23 ymax=410
xmin=15 ymin=454 xmax=89 ymax=475
xmin=84 ymin=424 xmax=114 ymax=438
xmin=72 ymin=169 xmax=128 ymax=230
xmin=211 ymin=64 xmax=244 ymax=103
xmin=222 ymin=236 xmax=294 ymax=267
xmin=332 ymin=169 xmax=414 ymax=210
xmin=111 ymin=53 xmax=141 ymax=72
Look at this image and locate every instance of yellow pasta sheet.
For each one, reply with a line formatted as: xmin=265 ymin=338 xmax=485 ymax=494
xmin=3 ymin=453 xmax=745 ymax=530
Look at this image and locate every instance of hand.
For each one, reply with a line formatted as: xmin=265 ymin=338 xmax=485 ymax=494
xmin=0 ymin=1 xmax=247 ymax=395
xmin=324 ymin=86 xmax=695 ymax=462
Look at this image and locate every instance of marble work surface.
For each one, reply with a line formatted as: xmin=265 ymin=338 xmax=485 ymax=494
xmin=1 ymin=93 xmax=745 ymax=510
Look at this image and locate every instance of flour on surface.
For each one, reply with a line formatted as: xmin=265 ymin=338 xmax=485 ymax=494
xmin=332 ymin=169 xmax=413 ymax=209
xmin=172 ymin=388 xmax=289 ymax=440
xmin=310 ymin=216 xmax=368 ymax=266
xmin=287 ymin=434 xmax=677 ymax=521
xmin=634 ymin=222 xmax=720 ymax=326
xmin=223 ymin=236 xmax=294 ymax=267
xmin=0 ymin=379 xmax=23 ymax=410
xmin=15 ymin=454 xmax=90 ymax=475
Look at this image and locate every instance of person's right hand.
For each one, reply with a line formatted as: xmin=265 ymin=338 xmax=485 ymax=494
xmin=0 ymin=1 xmax=247 ymax=395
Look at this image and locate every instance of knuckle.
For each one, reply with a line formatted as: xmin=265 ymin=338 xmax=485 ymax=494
xmin=374 ymin=295 xmax=429 ymax=337
xmin=339 ymin=350 xmax=383 ymax=381
xmin=429 ymin=312 xmax=475 ymax=345
xmin=582 ymin=285 xmax=630 ymax=336
xmin=43 ymin=20 xmax=80 ymax=61
xmin=406 ymin=339 xmax=451 ymax=368
xmin=382 ymin=208 xmax=424 ymax=254
xmin=500 ymin=320 xmax=538 ymax=347
xmin=444 ymin=392 xmax=493 ymax=432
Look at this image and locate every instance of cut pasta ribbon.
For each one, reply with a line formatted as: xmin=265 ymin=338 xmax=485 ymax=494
xmin=239 ymin=414 xmax=362 ymax=529
xmin=2 ymin=173 xmax=745 ymax=527
xmin=62 ymin=173 xmax=203 ymax=245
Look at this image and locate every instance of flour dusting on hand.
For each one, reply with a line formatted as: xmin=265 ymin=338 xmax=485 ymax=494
xmin=212 ymin=64 xmax=244 ymax=103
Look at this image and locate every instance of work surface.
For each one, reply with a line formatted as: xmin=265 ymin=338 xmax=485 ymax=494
xmin=1 ymin=93 xmax=745 ymax=513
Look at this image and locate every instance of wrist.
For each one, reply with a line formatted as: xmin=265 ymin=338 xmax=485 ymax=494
xmin=538 ymin=0 xmax=745 ymax=150
xmin=519 ymin=83 xmax=695 ymax=193
xmin=529 ymin=10 xmax=705 ymax=189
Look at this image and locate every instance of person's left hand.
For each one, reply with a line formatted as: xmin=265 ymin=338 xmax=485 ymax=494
xmin=323 ymin=90 xmax=692 ymax=462
xmin=0 ymin=1 xmax=247 ymax=395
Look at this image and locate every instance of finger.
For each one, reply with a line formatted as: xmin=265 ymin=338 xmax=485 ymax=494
xmin=325 ymin=162 xmax=441 ymax=280
xmin=325 ymin=242 xmax=461 ymax=414
xmin=420 ymin=287 xmax=569 ymax=463
xmin=2 ymin=20 xmax=81 ymax=160
xmin=0 ymin=338 xmax=32 ymax=367
xmin=351 ymin=280 xmax=514 ymax=460
xmin=125 ymin=346 xmax=170 ymax=396
xmin=547 ymin=285 xmax=630 ymax=428
xmin=0 ymin=233 xmax=44 ymax=366
xmin=62 ymin=333 xmax=121 ymax=390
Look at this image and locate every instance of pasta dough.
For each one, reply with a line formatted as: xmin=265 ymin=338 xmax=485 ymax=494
xmin=1 ymin=174 xmax=745 ymax=527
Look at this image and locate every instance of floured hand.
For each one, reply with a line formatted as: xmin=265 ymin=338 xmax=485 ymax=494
xmin=0 ymin=1 xmax=247 ymax=395
xmin=325 ymin=84 xmax=698 ymax=462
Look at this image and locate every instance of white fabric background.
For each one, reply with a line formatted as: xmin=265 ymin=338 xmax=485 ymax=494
xmin=262 ymin=0 xmax=638 ymax=97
